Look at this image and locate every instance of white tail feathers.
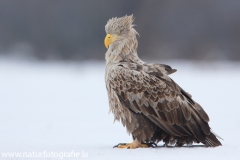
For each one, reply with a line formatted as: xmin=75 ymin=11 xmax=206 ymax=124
xmin=211 ymin=129 xmax=224 ymax=140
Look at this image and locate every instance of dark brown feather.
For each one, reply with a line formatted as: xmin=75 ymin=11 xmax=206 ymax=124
xmin=107 ymin=63 xmax=221 ymax=147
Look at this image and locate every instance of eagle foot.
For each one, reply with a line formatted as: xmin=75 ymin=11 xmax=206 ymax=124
xmin=113 ymin=142 xmax=157 ymax=149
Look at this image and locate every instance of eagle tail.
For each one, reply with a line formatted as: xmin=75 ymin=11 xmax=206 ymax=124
xmin=204 ymin=133 xmax=222 ymax=147
xmin=210 ymin=129 xmax=224 ymax=140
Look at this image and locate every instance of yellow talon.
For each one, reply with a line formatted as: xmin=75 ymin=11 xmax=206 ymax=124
xmin=113 ymin=140 xmax=156 ymax=149
xmin=117 ymin=143 xmax=132 ymax=149
xmin=116 ymin=143 xmax=148 ymax=149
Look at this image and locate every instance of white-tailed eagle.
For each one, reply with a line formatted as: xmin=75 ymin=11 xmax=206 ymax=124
xmin=104 ymin=15 xmax=222 ymax=149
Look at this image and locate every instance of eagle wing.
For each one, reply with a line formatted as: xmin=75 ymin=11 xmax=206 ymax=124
xmin=108 ymin=62 xmax=211 ymax=142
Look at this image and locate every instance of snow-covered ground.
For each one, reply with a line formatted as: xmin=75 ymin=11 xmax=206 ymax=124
xmin=0 ymin=59 xmax=240 ymax=159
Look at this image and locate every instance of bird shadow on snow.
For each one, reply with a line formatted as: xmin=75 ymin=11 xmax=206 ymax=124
xmin=154 ymin=145 xmax=206 ymax=148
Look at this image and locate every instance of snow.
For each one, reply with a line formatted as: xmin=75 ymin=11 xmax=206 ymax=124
xmin=0 ymin=59 xmax=240 ymax=159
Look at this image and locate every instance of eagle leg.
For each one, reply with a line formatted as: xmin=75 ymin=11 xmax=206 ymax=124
xmin=113 ymin=139 xmax=157 ymax=149
xmin=143 ymin=142 xmax=157 ymax=148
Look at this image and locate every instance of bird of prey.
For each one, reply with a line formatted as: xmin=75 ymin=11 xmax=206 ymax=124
xmin=104 ymin=15 xmax=222 ymax=149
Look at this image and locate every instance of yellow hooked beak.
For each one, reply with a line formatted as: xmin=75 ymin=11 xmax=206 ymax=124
xmin=104 ymin=34 xmax=119 ymax=48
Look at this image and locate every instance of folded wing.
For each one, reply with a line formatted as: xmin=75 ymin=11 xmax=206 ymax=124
xmin=108 ymin=63 xmax=221 ymax=146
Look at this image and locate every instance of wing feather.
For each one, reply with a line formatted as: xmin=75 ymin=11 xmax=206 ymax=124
xmin=108 ymin=63 xmax=212 ymax=141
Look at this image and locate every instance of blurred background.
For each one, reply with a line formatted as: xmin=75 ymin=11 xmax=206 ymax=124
xmin=0 ymin=0 xmax=240 ymax=61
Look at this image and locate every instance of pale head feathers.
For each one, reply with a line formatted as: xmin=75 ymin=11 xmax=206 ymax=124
xmin=105 ymin=15 xmax=138 ymax=36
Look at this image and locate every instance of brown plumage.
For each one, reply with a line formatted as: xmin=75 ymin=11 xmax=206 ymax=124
xmin=104 ymin=15 xmax=222 ymax=148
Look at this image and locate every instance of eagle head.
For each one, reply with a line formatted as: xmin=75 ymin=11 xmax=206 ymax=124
xmin=104 ymin=15 xmax=138 ymax=48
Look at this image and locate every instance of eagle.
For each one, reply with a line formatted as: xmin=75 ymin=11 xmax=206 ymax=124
xmin=104 ymin=15 xmax=222 ymax=149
